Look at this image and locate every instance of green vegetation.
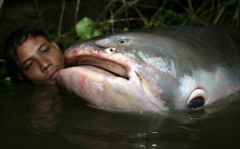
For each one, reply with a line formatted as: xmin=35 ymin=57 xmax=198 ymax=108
xmin=75 ymin=17 xmax=103 ymax=39
xmin=0 ymin=0 xmax=239 ymax=84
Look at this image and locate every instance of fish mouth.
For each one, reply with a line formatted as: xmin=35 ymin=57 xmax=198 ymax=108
xmin=69 ymin=56 xmax=129 ymax=80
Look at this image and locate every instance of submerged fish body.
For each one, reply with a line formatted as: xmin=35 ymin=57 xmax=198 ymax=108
xmin=56 ymin=26 xmax=240 ymax=114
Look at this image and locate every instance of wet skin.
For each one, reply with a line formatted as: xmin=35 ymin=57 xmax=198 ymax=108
xmin=14 ymin=36 xmax=64 ymax=84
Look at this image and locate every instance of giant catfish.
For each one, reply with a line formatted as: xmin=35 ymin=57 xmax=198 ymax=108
xmin=56 ymin=26 xmax=240 ymax=114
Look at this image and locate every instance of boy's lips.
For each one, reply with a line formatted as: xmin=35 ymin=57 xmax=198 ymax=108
xmin=48 ymin=68 xmax=61 ymax=80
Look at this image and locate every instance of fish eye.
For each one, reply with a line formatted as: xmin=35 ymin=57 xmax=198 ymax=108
xmin=119 ymin=40 xmax=125 ymax=44
xmin=188 ymin=97 xmax=205 ymax=109
xmin=187 ymin=89 xmax=207 ymax=110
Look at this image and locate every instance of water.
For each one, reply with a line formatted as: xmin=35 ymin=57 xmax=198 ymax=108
xmin=0 ymin=82 xmax=240 ymax=149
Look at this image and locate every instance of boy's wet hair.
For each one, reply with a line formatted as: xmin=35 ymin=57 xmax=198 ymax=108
xmin=4 ymin=27 xmax=51 ymax=78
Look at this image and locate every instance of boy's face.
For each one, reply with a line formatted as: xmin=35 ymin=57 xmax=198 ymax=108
xmin=14 ymin=36 xmax=64 ymax=84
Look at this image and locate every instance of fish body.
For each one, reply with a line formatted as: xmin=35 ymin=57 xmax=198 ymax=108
xmin=56 ymin=26 xmax=240 ymax=114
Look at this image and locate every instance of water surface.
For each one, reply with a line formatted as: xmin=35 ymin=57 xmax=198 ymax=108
xmin=0 ymin=83 xmax=239 ymax=149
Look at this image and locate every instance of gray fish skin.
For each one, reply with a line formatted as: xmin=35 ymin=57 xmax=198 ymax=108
xmin=56 ymin=26 xmax=240 ymax=114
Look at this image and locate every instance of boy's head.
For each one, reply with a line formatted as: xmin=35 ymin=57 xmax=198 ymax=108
xmin=4 ymin=27 xmax=64 ymax=84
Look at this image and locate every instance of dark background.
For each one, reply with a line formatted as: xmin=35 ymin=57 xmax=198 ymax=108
xmin=1 ymin=0 xmax=239 ymax=53
xmin=0 ymin=0 xmax=163 ymax=54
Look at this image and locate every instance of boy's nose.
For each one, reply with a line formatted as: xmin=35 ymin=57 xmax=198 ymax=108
xmin=40 ymin=58 xmax=52 ymax=72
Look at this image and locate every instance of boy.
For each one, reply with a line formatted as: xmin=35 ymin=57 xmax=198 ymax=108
xmin=4 ymin=27 xmax=64 ymax=84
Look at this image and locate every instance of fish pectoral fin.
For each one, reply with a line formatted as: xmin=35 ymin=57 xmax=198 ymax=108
xmin=135 ymin=71 xmax=152 ymax=97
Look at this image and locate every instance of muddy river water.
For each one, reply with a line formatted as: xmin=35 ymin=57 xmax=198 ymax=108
xmin=0 ymin=82 xmax=239 ymax=149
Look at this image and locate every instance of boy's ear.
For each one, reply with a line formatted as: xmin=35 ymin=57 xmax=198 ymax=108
xmin=17 ymin=73 xmax=24 ymax=80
